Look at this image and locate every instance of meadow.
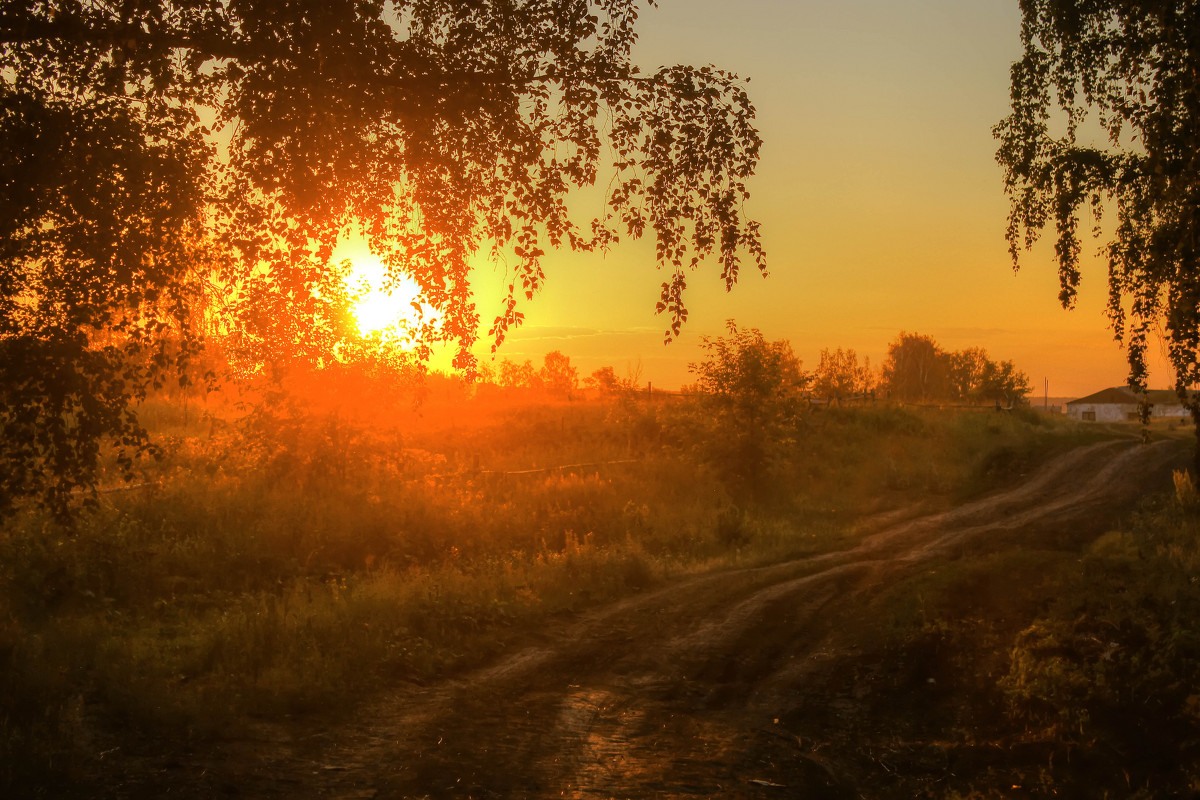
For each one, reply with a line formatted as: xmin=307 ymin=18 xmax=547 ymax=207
xmin=1 ymin=375 xmax=1190 ymax=795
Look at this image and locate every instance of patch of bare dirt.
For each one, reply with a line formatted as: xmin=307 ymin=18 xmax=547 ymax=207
xmin=93 ymin=439 xmax=1187 ymax=798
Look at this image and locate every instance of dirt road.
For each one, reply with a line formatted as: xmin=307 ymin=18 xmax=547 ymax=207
xmin=107 ymin=438 xmax=1186 ymax=798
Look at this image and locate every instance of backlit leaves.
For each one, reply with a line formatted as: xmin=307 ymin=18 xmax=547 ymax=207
xmin=0 ymin=0 xmax=765 ymax=514
xmin=996 ymin=1 xmax=1200 ymax=398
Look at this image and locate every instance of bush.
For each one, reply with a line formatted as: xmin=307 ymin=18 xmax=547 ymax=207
xmin=686 ymin=321 xmax=807 ymax=503
xmin=999 ymin=499 xmax=1200 ymax=791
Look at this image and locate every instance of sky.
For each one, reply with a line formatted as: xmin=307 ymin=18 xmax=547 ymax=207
xmin=391 ymin=1 xmax=1167 ymax=397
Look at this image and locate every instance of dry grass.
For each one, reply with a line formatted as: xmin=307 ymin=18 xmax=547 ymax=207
xmin=0 ymin=383 xmax=1097 ymax=791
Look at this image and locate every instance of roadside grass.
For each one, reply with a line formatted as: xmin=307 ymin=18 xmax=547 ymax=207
xmin=834 ymin=450 xmax=1200 ymax=797
xmin=0 ymin=389 xmax=1112 ymax=791
xmin=993 ymin=485 xmax=1200 ymax=795
xmin=853 ymin=547 xmax=1080 ymax=727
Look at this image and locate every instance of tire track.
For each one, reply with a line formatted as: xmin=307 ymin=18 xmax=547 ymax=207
xmin=129 ymin=438 xmax=1187 ymax=798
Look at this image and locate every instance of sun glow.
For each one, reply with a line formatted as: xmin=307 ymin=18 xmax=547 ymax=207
xmin=355 ymin=288 xmax=419 ymax=334
xmin=351 ymin=266 xmax=423 ymax=335
xmin=333 ymin=242 xmax=430 ymax=339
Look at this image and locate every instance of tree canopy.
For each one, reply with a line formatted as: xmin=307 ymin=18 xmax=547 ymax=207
xmin=0 ymin=0 xmax=765 ymax=514
xmin=811 ymin=347 xmax=872 ymax=399
xmin=880 ymin=332 xmax=945 ymax=403
xmin=688 ymin=321 xmax=807 ymax=501
xmin=881 ymin=332 xmax=1030 ymax=406
xmin=539 ymin=350 xmax=578 ymax=395
xmin=995 ymin=1 xmax=1200 ymax=404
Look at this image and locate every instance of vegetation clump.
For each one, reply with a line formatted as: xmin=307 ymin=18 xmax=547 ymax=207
xmin=999 ymin=490 xmax=1200 ymax=792
xmin=880 ymin=332 xmax=1031 ymax=406
xmin=0 ymin=362 xmax=1072 ymax=793
xmin=686 ymin=321 xmax=809 ymax=503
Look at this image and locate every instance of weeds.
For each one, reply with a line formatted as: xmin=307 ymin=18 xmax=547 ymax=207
xmin=1001 ymin=498 xmax=1200 ymax=767
xmin=1175 ymin=469 xmax=1199 ymax=510
xmin=0 ymin=388 xmax=1089 ymax=792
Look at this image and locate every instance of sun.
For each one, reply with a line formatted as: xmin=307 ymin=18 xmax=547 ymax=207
xmin=349 ymin=260 xmax=423 ymax=335
xmin=354 ymin=288 xmax=419 ymax=335
xmin=332 ymin=241 xmax=429 ymax=338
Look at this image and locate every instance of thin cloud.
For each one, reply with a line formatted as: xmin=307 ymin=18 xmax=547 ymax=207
xmin=505 ymin=326 xmax=660 ymax=342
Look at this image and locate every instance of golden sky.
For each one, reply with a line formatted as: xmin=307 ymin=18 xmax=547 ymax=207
xmin=460 ymin=0 xmax=1165 ymax=397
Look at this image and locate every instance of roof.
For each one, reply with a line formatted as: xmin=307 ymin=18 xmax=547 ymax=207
xmin=1067 ymin=386 xmax=1195 ymax=406
xmin=1066 ymin=386 xmax=1140 ymax=406
xmin=1145 ymin=389 xmax=1189 ymax=405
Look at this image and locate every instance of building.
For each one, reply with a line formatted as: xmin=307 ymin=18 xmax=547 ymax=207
xmin=1066 ymin=386 xmax=1192 ymax=422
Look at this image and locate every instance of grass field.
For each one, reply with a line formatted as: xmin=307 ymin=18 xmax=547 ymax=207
xmin=1 ymin=377 xmax=1187 ymax=794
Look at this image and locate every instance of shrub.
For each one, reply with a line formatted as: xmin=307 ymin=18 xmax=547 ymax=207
xmin=686 ymin=321 xmax=807 ymax=503
xmin=999 ymin=499 xmax=1200 ymax=791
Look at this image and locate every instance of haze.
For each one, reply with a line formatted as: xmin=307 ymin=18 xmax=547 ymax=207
xmin=474 ymin=0 xmax=1154 ymax=398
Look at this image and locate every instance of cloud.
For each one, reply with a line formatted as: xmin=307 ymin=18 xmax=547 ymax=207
xmin=504 ymin=325 xmax=659 ymax=343
xmin=859 ymin=325 xmax=1013 ymax=338
xmin=935 ymin=327 xmax=1015 ymax=339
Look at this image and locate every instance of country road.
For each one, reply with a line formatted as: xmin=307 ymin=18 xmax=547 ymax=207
xmin=100 ymin=438 xmax=1187 ymax=799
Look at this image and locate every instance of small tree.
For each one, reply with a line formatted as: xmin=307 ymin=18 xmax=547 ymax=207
xmin=689 ymin=321 xmax=808 ymax=502
xmin=881 ymin=332 xmax=947 ymax=402
xmin=812 ymin=347 xmax=873 ymax=399
xmin=977 ymin=359 xmax=1032 ymax=407
xmin=883 ymin=335 xmax=1031 ymax=406
xmin=474 ymin=361 xmax=497 ymax=386
xmin=498 ymin=359 xmax=541 ymax=390
xmin=945 ymin=347 xmax=990 ymax=403
xmin=540 ymin=351 xmax=579 ymax=396
xmin=585 ymin=366 xmax=625 ymax=395
xmin=944 ymin=347 xmax=1031 ymax=406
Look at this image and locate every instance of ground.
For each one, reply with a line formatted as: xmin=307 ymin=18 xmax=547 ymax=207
xmin=85 ymin=438 xmax=1187 ymax=798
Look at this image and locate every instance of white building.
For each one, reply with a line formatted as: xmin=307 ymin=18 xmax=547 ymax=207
xmin=1066 ymin=387 xmax=1192 ymax=422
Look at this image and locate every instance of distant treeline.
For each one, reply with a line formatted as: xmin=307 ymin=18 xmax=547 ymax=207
xmin=472 ymin=328 xmax=1030 ymax=408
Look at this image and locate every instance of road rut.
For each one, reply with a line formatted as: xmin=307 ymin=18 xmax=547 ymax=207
xmin=107 ymin=438 xmax=1187 ymax=798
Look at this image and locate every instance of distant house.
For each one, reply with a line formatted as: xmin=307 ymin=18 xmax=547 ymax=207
xmin=1066 ymin=386 xmax=1192 ymax=422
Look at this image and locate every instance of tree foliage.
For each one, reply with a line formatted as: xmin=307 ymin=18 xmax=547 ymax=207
xmin=688 ymin=321 xmax=807 ymax=501
xmin=584 ymin=365 xmax=622 ymax=394
xmin=230 ymin=258 xmax=357 ymax=381
xmin=811 ymin=347 xmax=873 ymax=399
xmin=882 ymin=332 xmax=1030 ymax=405
xmin=974 ymin=358 xmax=1033 ymax=406
xmin=880 ymin=332 xmax=946 ymax=403
xmin=995 ymin=1 xmax=1200 ymax=402
xmin=539 ymin=350 xmax=578 ymax=395
xmin=0 ymin=0 xmax=765 ymax=514
xmin=946 ymin=347 xmax=990 ymax=403
xmin=497 ymin=358 xmax=541 ymax=389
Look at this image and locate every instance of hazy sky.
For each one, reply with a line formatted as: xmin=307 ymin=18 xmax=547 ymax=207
xmin=467 ymin=0 xmax=1156 ymax=397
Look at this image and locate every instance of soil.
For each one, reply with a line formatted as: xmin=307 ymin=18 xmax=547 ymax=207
xmin=87 ymin=438 xmax=1188 ymax=798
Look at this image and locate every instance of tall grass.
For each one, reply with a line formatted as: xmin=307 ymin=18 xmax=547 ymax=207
xmin=0 ymin=388 xmax=1093 ymax=791
xmin=829 ymin=430 xmax=1199 ymax=797
xmin=1000 ymin=487 xmax=1200 ymax=778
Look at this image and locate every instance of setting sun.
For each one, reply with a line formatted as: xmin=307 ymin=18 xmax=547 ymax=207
xmin=354 ymin=288 xmax=418 ymax=334
xmin=348 ymin=258 xmax=422 ymax=335
xmin=333 ymin=240 xmax=432 ymax=339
